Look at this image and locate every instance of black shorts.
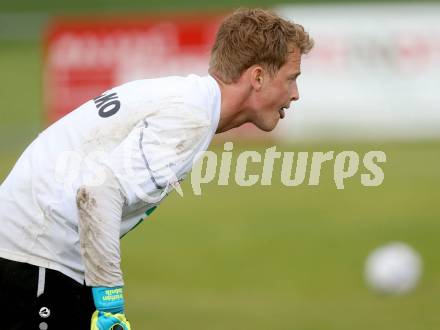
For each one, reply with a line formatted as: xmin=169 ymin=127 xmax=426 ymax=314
xmin=0 ymin=257 xmax=95 ymax=330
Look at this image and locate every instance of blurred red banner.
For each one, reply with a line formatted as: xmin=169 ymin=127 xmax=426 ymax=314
xmin=43 ymin=15 xmax=223 ymax=123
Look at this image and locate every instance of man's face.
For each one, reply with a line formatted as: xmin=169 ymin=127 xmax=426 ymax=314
xmin=251 ymin=48 xmax=302 ymax=132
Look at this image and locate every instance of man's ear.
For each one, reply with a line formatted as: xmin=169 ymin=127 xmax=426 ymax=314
xmin=249 ymin=66 xmax=264 ymax=91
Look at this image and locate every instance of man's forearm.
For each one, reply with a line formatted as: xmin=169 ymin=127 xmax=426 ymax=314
xmin=76 ymin=168 xmax=125 ymax=287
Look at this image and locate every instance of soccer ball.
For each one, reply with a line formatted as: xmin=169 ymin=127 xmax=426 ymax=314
xmin=364 ymin=242 xmax=422 ymax=295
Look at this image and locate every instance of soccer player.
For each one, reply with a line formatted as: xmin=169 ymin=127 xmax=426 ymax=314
xmin=0 ymin=8 xmax=313 ymax=330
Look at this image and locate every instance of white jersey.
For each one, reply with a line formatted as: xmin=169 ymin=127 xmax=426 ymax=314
xmin=0 ymin=74 xmax=221 ymax=283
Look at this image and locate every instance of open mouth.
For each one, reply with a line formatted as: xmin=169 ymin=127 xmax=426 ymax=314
xmin=279 ymin=106 xmax=287 ymax=119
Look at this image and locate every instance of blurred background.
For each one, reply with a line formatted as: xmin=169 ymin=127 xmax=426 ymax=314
xmin=1 ymin=0 xmax=439 ymax=329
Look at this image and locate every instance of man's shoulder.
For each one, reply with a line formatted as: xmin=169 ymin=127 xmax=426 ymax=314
xmin=106 ymin=74 xmax=220 ymax=134
xmin=115 ymin=74 xmax=218 ymax=105
xmin=176 ymin=74 xmax=221 ymax=121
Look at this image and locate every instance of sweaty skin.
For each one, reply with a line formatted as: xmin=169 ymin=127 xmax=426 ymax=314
xmin=76 ymin=167 xmax=126 ymax=287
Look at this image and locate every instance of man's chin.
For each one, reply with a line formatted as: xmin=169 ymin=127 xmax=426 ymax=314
xmin=254 ymin=119 xmax=278 ymax=132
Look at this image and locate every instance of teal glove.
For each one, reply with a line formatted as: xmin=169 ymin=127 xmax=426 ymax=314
xmin=91 ymin=286 xmax=131 ymax=330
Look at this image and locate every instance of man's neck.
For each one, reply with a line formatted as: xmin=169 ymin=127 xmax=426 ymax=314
xmin=212 ymin=75 xmax=253 ymax=134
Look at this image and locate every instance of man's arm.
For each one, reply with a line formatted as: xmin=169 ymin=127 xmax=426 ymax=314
xmin=76 ymin=166 xmax=131 ymax=329
xmin=75 ymin=100 xmax=212 ymax=329
xmin=76 ymin=166 xmax=125 ymax=287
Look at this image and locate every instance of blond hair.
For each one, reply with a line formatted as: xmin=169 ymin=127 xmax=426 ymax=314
xmin=209 ymin=8 xmax=314 ymax=83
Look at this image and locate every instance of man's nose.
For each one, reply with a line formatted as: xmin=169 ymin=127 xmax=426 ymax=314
xmin=291 ymin=85 xmax=299 ymax=101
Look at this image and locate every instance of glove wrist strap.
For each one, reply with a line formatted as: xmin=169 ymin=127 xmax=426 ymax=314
xmin=92 ymin=286 xmax=125 ymax=314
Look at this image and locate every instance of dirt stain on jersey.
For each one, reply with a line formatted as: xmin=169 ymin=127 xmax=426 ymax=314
xmin=76 ymin=180 xmax=124 ymax=286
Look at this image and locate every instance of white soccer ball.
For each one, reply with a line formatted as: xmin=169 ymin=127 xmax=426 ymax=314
xmin=364 ymin=242 xmax=422 ymax=295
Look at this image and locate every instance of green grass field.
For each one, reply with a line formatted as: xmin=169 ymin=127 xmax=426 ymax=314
xmin=1 ymin=4 xmax=440 ymax=329
xmin=120 ymin=141 xmax=440 ymax=329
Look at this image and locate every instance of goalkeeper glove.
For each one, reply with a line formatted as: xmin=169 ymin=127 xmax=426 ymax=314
xmin=91 ymin=286 xmax=131 ymax=330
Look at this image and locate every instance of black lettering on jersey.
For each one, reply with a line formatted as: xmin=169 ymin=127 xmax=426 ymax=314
xmin=93 ymin=92 xmax=121 ymax=118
